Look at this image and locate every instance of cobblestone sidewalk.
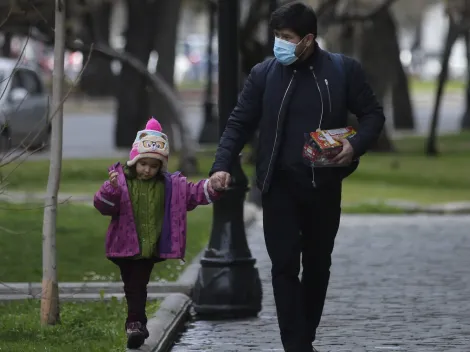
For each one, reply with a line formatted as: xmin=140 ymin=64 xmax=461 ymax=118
xmin=172 ymin=215 xmax=470 ymax=352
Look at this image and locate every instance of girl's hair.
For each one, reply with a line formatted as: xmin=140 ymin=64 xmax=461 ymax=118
xmin=123 ymin=164 xmax=138 ymax=179
xmin=124 ymin=160 xmax=164 ymax=180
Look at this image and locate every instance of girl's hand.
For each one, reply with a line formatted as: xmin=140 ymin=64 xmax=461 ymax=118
xmin=109 ymin=170 xmax=119 ymax=188
xmin=207 ymin=178 xmax=216 ymax=195
xmin=210 ymin=171 xmax=231 ymax=191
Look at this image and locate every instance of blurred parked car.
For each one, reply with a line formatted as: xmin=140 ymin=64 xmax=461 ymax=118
xmin=0 ymin=58 xmax=50 ymax=152
xmin=42 ymin=49 xmax=84 ymax=81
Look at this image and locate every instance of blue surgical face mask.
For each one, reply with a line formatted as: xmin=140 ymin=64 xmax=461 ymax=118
xmin=273 ymin=37 xmax=298 ymax=65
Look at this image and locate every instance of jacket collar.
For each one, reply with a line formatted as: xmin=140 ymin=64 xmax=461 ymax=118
xmin=291 ymin=41 xmax=325 ymax=71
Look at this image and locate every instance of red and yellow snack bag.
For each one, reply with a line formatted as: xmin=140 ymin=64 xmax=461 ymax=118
xmin=302 ymin=127 xmax=356 ymax=167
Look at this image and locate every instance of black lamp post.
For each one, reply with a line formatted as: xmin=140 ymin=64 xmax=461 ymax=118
xmin=192 ymin=0 xmax=262 ymax=319
xmin=198 ymin=0 xmax=218 ymax=144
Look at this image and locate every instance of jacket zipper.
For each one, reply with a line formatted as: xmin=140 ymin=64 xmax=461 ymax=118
xmin=310 ymin=67 xmax=325 ymax=188
xmin=261 ymin=70 xmax=296 ymax=193
xmin=310 ymin=67 xmax=324 ymax=131
xmin=325 ymin=79 xmax=332 ymax=113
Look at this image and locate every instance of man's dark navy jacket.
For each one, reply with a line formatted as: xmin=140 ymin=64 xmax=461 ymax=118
xmin=210 ymin=44 xmax=385 ymax=194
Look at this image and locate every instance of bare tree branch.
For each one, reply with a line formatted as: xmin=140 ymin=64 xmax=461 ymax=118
xmin=0 ymin=2 xmax=14 ymax=29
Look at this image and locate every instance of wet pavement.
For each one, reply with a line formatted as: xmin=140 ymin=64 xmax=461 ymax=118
xmin=172 ymin=215 xmax=470 ymax=351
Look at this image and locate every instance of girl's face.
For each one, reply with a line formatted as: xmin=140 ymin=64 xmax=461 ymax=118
xmin=135 ymin=158 xmax=161 ymax=180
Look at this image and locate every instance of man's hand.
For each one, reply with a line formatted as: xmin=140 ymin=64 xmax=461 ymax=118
xmin=332 ymin=137 xmax=355 ymax=165
xmin=210 ymin=171 xmax=231 ymax=191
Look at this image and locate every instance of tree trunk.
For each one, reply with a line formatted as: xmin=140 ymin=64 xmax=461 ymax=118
xmin=324 ymin=10 xmax=395 ymax=152
xmin=411 ymin=21 xmax=422 ymax=52
xmin=426 ymin=20 xmax=461 ymax=155
xmin=338 ymin=23 xmax=356 ymax=55
xmin=115 ymin=0 xmax=158 ymax=148
xmin=387 ymin=0 xmax=415 ymax=130
xmin=151 ymin=0 xmax=198 ymax=175
xmin=79 ymin=2 xmax=115 ymax=97
xmin=392 ymin=57 xmax=415 ymax=130
xmin=41 ymin=0 xmax=65 ymax=326
xmin=356 ymin=8 xmax=397 ymax=152
xmin=151 ymin=0 xmax=179 ymax=145
xmin=460 ymin=30 xmax=470 ymax=129
xmin=239 ymin=0 xmax=269 ymax=75
xmin=395 ymin=13 xmax=422 ymax=132
xmin=1 ymin=32 xmax=12 ymax=57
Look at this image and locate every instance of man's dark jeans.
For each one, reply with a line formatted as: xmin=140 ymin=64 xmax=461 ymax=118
xmin=113 ymin=258 xmax=155 ymax=327
xmin=262 ymin=171 xmax=341 ymax=352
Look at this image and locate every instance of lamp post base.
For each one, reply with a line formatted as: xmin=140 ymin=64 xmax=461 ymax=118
xmin=192 ymin=256 xmax=262 ymax=319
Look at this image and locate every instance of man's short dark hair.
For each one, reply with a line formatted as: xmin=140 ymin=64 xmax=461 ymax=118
xmin=269 ymin=2 xmax=317 ymax=38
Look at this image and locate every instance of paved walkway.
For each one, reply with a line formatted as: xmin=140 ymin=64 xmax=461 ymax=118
xmin=172 ymin=215 xmax=470 ymax=351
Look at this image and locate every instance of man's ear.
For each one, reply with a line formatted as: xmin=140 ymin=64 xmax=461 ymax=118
xmin=306 ymin=33 xmax=315 ymax=47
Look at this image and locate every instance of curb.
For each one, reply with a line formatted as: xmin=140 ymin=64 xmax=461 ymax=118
xmin=0 ymin=292 xmax=167 ymax=303
xmin=0 ymin=281 xmax=192 ymax=296
xmin=131 ymin=293 xmax=192 ymax=352
xmin=341 ymin=200 xmax=470 ymax=215
xmin=140 ymin=202 xmax=262 ymax=352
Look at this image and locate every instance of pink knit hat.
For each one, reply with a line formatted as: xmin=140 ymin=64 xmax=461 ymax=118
xmin=127 ymin=117 xmax=170 ymax=171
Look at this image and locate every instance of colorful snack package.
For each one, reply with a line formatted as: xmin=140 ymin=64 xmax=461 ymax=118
xmin=302 ymin=126 xmax=357 ymax=167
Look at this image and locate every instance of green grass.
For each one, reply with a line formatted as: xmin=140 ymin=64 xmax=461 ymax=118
xmin=0 ymin=203 xmax=213 ymax=282
xmin=342 ymin=132 xmax=470 ymax=204
xmin=177 ymin=80 xmax=206 ymax=90
xmin=0 ymin=151 xmax=219 ymax=194
xmin=0 ymin=299 xmax=159 ymax=351
xmin=409 ymin=77 xmax=465 ymax=94
xmin=0 ymin=150 xmax=255 ymax=195
xmin=1 ymin=133 xmax=469 ymax=207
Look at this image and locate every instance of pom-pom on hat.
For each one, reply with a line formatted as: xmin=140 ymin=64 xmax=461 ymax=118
xmin=127 ymin=117 xmax=170 ymax=171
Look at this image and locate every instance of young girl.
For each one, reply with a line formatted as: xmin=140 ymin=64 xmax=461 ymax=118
xmin=93 ymin=118 xmax=220 ymax=349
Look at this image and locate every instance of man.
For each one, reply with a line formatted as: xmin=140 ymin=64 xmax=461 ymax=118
xmin=209 ymin=2 xmax=385 ymax=351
